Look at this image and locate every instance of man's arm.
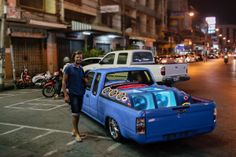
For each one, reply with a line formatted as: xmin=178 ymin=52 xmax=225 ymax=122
xmin=62 ymin=73 xmax=69 ymax=103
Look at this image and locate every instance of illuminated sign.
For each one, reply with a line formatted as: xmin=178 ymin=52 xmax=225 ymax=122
xmin=205 ymin=17 xmax=216 ymax=34
xmin=100 ymin=5 xmax=120 ymax=13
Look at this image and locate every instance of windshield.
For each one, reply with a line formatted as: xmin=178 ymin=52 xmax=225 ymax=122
xmin=132 ymin=52 xmax=154 ymax=63
xmin=104 ymin=70 xmax=154 ymax=86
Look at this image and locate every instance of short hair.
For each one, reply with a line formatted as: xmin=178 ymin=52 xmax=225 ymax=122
xmin=72 ymin=51 xmax=83 ymax=60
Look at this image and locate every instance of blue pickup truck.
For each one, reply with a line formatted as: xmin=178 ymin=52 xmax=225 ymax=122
xmin=82 ymin=67 xmax=216 ymax=144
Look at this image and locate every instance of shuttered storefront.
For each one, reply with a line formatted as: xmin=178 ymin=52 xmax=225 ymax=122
xmin=12 ymin=38 xmax=47 ymax=77
xmin=57 ymin=38 xmax=84 ymax=68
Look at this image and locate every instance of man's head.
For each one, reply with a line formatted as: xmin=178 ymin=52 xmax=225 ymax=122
xmin=72 ymin=51 xmax=83 ymax=65
xmin=63 ymin=56 xmax=70 ymax=63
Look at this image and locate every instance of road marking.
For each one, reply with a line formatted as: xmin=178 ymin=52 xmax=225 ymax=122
xmin=0 ymin=94 xmax=16 ymax=99
xmin=12 ymin=131 xmax=54 ymax=149
xmin=4 ymin=97 xmax=67 ymax=111
xmin=0 ymin=126 xmax=24 ymax=136
xmin=0 ymin=90 xmax=40 ymax=99
xmin=0 ymin=122 xmax=111 ymax=140
xmin=87 ymin=134 xmax=111 ymax=140
xmin=106 ymin=143 xmax=121 ymax=152
xmin=66 ymin=140 xmax=77 ymax=146
xmin=5 ymin=97 xmax=43 ymax=108
xmin=43 ymin=149 xmax=58 ymax=157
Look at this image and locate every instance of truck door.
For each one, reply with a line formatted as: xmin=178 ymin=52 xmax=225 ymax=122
xmin=83 ymin=72 xmax=95 ymax=114
xmin=88 ymin=73 xmax=101 ymax=119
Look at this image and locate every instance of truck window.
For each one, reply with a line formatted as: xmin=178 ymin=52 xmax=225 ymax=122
xmin=92 ymin=73 xmax=101 ymax=95
xmin=117 ymin=53 xmax=128 ymax=64
xmin=132 ymin=52 xmax=153 ymax=63
xmin=100 ymin=53 xmax=115 ymax=64
xmin=86 ymin=72 xmax=95 ymax=91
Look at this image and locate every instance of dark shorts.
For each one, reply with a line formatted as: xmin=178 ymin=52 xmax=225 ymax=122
xmin=69 ymin=94 xmax=84 ymax=116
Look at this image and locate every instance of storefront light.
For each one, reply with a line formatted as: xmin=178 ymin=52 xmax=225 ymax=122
xmin=82 ymin=31 xmax=91 ymax=35
xmin=108 ymin=35 xmax=118 ymax=38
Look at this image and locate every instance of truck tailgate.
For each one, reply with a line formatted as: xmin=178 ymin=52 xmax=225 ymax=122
xmin=164 ymin=63 xmax=187 ymax=76
xmin=145 ymin=103 xmax=215 ymax=137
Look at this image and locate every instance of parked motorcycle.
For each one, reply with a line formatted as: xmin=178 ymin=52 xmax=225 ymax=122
xmin=32 ymin=71 xmax=51 ymax=88
xmin=42 ymin=71 xmax=60 ymax=98
xmin=224 ymin=55 xmax=228 ymax=64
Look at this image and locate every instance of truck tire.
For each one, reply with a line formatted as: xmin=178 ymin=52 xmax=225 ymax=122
xmin=108 ymin=118 xmax=122 ymax=141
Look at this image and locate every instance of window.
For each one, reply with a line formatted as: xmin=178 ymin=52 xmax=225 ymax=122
xmin=86 ymin=72 xmax=95 ymax=90
xmin=132 ymin=52 xmax=154 ymax=63
xmin=117 ymin=53 xmax=128 ymax=64
xmin=100 ymin=53 xmax=115 ymax=64
xmin=105 ymin=70 xmax=154 ymax=86
xmin=18 ymin=0 xmax=56 ymax=14
xmin=81 ymin=58 xmax=101 ymax=66
xmin=19 ymin=0 xmax=44 ymax=11
xmin=92 ymin=73 xmax=101 ymax=95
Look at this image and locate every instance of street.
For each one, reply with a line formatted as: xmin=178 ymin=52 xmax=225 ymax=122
xmin=0 ymin=57 xmax=236 ymax=157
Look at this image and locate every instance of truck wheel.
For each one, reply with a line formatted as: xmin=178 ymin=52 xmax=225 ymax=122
xmin=108 ymin=118 xmax=122 ymax=141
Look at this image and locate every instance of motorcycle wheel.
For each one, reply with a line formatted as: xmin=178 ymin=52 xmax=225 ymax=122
xmin=42 ymin=86 xmax=56 ymax=98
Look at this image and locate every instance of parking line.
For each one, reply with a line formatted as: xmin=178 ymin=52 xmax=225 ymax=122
xmin=43 ymin=149 xmax=58 ymax=157
xmin=0 ymin=126 xmax=24 ymax=136
xmin=12 ymin=131 xmax=54 ymax=149
xmin=5 ymin=97 xmax=43 ymax=108
xmin=106 ymin=143 xmax=121 ymax=152
xmin=0 ymin=122 xmax=111 ymax=140
xmin=66 ymin=140 xmax=77 ymax=146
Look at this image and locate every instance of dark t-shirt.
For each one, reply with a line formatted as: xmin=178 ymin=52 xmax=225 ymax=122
xmin=64 ymin=63 xmax=85 ymax=96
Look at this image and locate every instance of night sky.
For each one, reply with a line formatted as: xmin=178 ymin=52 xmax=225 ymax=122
xmin=189 ymin=0 xmax=236 ymax=25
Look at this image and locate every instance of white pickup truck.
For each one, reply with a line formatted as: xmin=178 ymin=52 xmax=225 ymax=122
xmin=83 ymin=50 xmax=190 ymax=85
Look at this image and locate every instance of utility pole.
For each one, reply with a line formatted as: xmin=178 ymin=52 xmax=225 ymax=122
xmin=0 ymin=0 xmax=6 ymax=90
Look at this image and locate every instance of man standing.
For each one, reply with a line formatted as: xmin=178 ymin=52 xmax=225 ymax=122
xmin=62 ymin=51 xmax=86 ymax=142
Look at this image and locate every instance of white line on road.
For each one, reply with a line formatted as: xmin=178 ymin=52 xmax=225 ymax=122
xmin=0 ymin=126 xmax=24 ymax=136
xmin=43 ymin=149 xmax=58 ymax=157
xmin=4 ymin=97 xmax=43 ymax=108
xmin=66 ymin=140 xmax=77 ymax=146
xmin=12 ymin=131 xmax=54 ymax=149
xmin=106 ymin=143 xmax=121 ymax=152
xmin=0 ymin=122 xmax=111 ymax=140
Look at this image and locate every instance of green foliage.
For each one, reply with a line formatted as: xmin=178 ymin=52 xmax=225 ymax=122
xmin=82 ymin=48 xmax=104 ymax=58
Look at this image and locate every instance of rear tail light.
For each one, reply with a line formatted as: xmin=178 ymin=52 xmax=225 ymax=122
xmin=161 ymin=66 xmax=165 ymax=76
xmin=213 ymin=108 xmax=217 ymax=123
xmin=136 ymin=117 xmax=146 ymax=135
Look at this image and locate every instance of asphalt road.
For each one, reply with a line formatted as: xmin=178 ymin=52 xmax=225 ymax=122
xmin=0 ymin=57 xmax=235 ymax=157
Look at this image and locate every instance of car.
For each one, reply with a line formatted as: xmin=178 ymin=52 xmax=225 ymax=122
xmin=81 ymin=57 xmax=102 ymax=66
xmin=82 ymin=67 xmax=217 ymax=144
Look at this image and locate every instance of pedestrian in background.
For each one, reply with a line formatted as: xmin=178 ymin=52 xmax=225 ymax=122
xmin=62 ymin=51 xmax=86 ymax=142
xmin=54 ymin=56 xmax=70 ymax=99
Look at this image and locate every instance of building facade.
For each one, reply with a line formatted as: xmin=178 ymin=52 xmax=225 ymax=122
xmin=3 ymin=0 xmax=168 ymax=80
xmin=217 ymin=25 xmax=236 ymax=51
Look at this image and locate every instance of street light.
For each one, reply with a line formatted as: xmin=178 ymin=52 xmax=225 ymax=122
xmin=189 ymin=12 xmax=195 ymax=17
xmin=188 ymin=11 xmax=195 ymax=52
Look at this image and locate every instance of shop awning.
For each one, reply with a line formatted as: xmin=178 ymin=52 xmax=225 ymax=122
xmin=71 ymin=21 xmax=122 ymax=34
xmin=29 ymin=19 xmax=68 ymax=29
